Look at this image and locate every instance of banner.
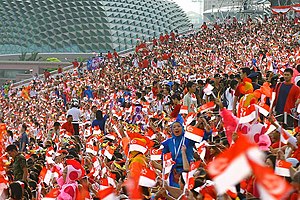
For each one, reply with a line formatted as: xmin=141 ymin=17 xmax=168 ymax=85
xmin=271 ymin=4 xmax=300 ymax=14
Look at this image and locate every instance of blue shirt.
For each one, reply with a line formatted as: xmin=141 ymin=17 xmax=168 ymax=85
xmin=275 ymin=83 xmax=292 ymax=114
xmin=92 ymin=115 xmax=108 ymax=133
xmin=83 ymin=89 xmax=93 ymax=99
xmin=20 ymin=132 xmax=29 ymax=152
xmin=202 ymin=129 xmax=213 ymax=141
xmin=162 ymin=135 xmax=195 ymax=169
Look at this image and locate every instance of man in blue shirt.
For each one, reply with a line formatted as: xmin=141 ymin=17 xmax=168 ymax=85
xmin=19 ymin=124 xmax=29 ymax=152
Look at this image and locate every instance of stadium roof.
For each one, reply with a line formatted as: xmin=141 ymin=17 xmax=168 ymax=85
xmin=0 ymin=0 xmax=191 ymax=54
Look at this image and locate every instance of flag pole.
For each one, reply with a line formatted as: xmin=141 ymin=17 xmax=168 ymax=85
xmin=284 ymin=112 xmax=287 ymax=125
xmin=279 ymin=112 xmax=287 ymax=151
xmin=162 ymin=155 xmax=165 ymax=188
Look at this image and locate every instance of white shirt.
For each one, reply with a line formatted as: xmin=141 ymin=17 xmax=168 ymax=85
xmin=8 ymin=136 xmax=14 ymax=145
xmin=157 ymin=60 xmax=164 ymax=69
xmin=67 ymin=107 xmax=82 ymax=122
xmin=225 ymin=88 xmax=235 ymax=110
xmin=30 ymin=90 xmax=37 ymax=98
xmin=83 ymin=110 xmax=91 ymax=121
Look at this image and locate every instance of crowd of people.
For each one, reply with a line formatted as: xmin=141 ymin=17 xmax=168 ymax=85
xmin=0 ymin=14 xmax=300 ymax=200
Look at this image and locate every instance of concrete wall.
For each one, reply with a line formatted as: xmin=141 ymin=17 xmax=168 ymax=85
xmin=0 ymin=53 xmax=98 ymax=62
xmin=0 ymin=61 xmax=71 ymax=74
xmin=0 ymin=61 xmax=71 ymax=85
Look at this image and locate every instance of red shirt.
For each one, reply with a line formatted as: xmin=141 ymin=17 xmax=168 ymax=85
xmin=292 ymin=144 xmax=300 ymax=161
xmin=142 ymin=59 xmax=149 ymax=68
xmin=164 ymin=34 xmax=169 ymax=42
xmin=159 ymin=35 xmax=165 ymax=43
xmin=44 ymin=71 xmax=50 ymax=78
xmin=271 ymin=141 xmax=284 ymax=149
xmin=162 ymin=53 xmax=169 ymax=61
xmin=113 ymin=51 xmax=118 ymax=58
xmin=170 ymin=104 xmax=182 ymax=118
xmin=72 ymin=61 xmax=79 ymax=68
xmin=170 ymin=32 xmax=175 ymax=40
xmin=61 ymin=122 xmax=74 ymax=134
xmin=274 ymin=82 xmax=300 ymax=114
xmin=201 ymin=24 xmax=207 ymax=30
xmin=152 ymin=38 xmax=157 ymax=46
xmin=58 ymin=67 xmax=62 ymax=74
xmin=152 ymin=87 xmax=158 ymax=97
xmin=107 ymin=52 xmax=113 ymax=59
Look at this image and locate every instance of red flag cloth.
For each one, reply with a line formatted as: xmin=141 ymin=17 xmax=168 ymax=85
xmin=96 ymin=186 xmax=117 ymax=200
xmin=184 ymin=112 xmax=197 ymax=126
xmin=280 ymin=127 xmax=297 ymax=147
xmin=186 ymin=161 xmax=201 ymax=190
xmin=138 ymin=166 xmax=157 ymax=187
xmin=185 ymin=125 xmax=205 ymax=143
xmin=197 ymin=102 xmax=215 ymax=113
xmin=275 ymin=160 xmax=292 ymax=177
xmin=238 ymin=104 xmax=257 ymax=124
xmin=179 ymin=105 xmax=188 ymax=115
xmin=248 ymin=159 xmax=293 ymax=200
xmin=207 ymin=136 xmax=264 ymax=194
xmin=150 ymin=148 xmax=162 ymax=161
xmin=163 ymin=152 xmax=176 ymax=175
xmin=126 ymin=161 xmax=143 ymax=199
xmin=44 ymin=188 xmax=59 ymax=198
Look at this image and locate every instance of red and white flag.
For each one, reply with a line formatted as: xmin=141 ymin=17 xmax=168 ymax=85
xmin=196 ymin=141 xmax=209 ymax=162
xmin=103 ymin=146 xmax=115 ymax=160
xmin=203 ymin=84 xmax=214 ymax=96
xmin=184 ymin=112 xmax=197 ymax=126
xmin=239 ymin=105 xmax=257 ymax=124
xmin=99 ymin=178 xmax=110 ymax=189
xmin=86 ymin=144 xmax=98 ymax=156
xmin=180 ymin=105 xmax=188 ymax=114
xmin=93 ymin=126 xmax=102 ymax=135
xmin=197 ymin=102 xmax=215 ymax=113
xmin=92 ymin=156 xmax=100 ymax=169
xmin=163 ymin=152 xmax=175 ymax=175
xmin=106 ymin=170 xmax=117 ymax=188
xmin=129 ymin=138 xmax=148 ymax=154
xmin=112 ymin=125 xmax=122 ymax=139
xmin=50 ymin=165 xmax=62 ymax=179
xmin=249 ymin=159 xmax=293 ymax=200
xmin=280 ymin=127 xmax=297 ymax=147
xmin=150 ymin=148 xmax=162 ymax=161
xmin=255 ymin=104 xmax=270 ymax=117
xmin=39 ymin=166 xmax=53 ymax=185
xmin=45 ymin=147 xmax=55 ymax=164
xmin=97 ymin=186 xmax=117 ymax=200
xmin=185 ymin=125 xmax=204 ymax=143
xmin=139 ymin=166 xmax=157 ymax=187
xmin=185 ymin=161 xmax=201 ymax=190
xmin=207 ymin=136 xmax=264 ymax=194
xmin=275 ymin=160 xmax=292 ymax=177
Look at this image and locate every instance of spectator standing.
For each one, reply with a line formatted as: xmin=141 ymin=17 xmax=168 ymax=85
xmin=183 ymin=81 xmax=197 ymax=113
xmin=61 ymin=115 xmax=74 ymax=135
xmin=6 ymin=144 xmax=28 ymax=182
xmin=271 ymin=68 xmax=300 ymax=129
xmin=19 ymin=124 xmax=28 ymax=152
xmin=67 ymin=100 xmax=82 ymax=135
xmin=92 ymin=110 xmax=108 ymax=134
